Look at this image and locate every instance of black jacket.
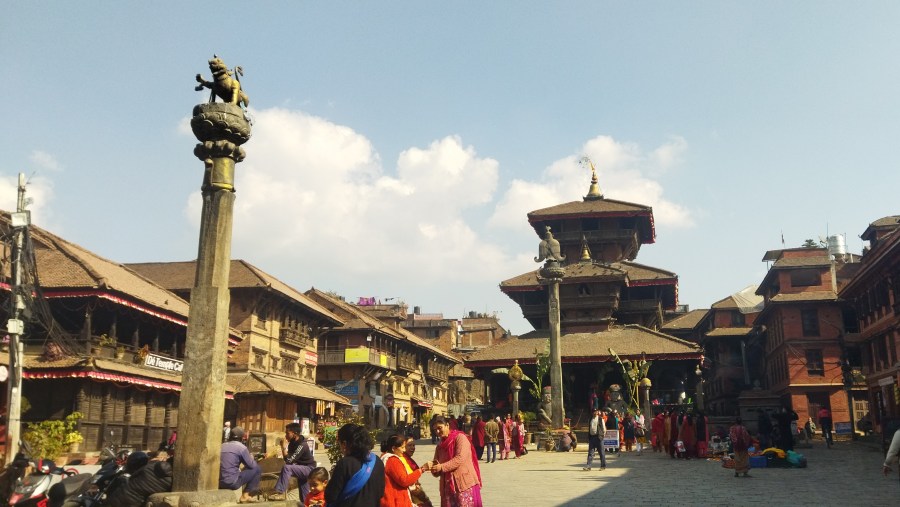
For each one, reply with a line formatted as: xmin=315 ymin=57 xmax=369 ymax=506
xmin=106 ymin=460 xmax=172 ymax=507
xmin=324 ymin=454 xmax=386 ymax=507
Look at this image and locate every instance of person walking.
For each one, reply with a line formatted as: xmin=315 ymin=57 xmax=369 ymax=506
xmin=483 ymin=417 xmax=499 ymax=464
xmin=325 ymin=423 xmax=385 ymax=507
xmin=678 ymin=413 xmax=696 ymax=459
xmin=695 ymin=411 xmax=710 ymax=458
xmin=668 ymin=410 xmax=679 ymax=458
xmin=380 ymin=434 xmax=427 ymax=507
xmin=268 ymin=422 xmax=317 ymax=501
xmin=218 ymin=426 xmax=261 ymax=504
xmin=634 ymin=409 xmax=646 ymax=455
xmin=471 ymin=415 xmax=486 ymax=461
xmin=499 ymin=415 xmax=512 ymax=460
xmin=427 ymin=415 xmax=483 ymax=507
xmin=622 ymin=413 xmax=636 ymax=453
xmin=583 ymin=409 xmax=606 ymax=471
xmin=729 ymin=417 xmax=752 ymax=478
xmin=818 ymin=407 xmax=833 ymax=448
xmin=512 ymin=414 xmax=526 ymax=458
xmin=652 ymin=411 xmax=666 ymax=452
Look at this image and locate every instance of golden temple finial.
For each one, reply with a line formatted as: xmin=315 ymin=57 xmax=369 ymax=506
xmin=580 ymin=156 xmax=603 ymax=201
xmin=580 ymin=234 xmax=592 ymax=262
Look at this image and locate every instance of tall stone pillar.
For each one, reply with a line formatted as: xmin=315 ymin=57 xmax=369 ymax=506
xmin=535 ymin=226 xmax=565 ymax=429
xmin=508 ymin=360 xmax=524 ymax=421
xmin=172 ymin=58 xmax=250 ymax=492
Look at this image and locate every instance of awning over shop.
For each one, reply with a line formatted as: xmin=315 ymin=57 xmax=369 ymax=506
xmin=411 ymin=396 xmax=432 ymax=408
xmin=230 ymin=372 xmax=351 ymax=405
xmin=22 ymin=368 xmax=234 ymax=399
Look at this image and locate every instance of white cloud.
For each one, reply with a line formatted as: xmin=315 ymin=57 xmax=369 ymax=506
xmin=489 ymin=135 xmax=694 ymax=231
xmin=182 ymin=111 xmax=692 ymax=333
xmin=185 ymin=108 xmax=508 ymax=287
xmin=29 ymin=150 xmax=62 ymax=172
xmin=0 ymin=173 xmax=56 ymax=225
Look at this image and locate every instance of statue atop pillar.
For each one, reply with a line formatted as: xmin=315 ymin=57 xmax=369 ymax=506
xmin=195 ymin=55 xmax=250 ymax=108
xmin=190 ymin=55 xmax=251 ymax=192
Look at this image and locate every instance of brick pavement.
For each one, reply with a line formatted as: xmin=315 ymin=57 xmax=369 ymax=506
xmin=410 ymin=440 xmax=898 ymax=506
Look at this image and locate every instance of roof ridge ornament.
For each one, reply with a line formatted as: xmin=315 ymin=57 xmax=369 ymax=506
xmin=580 ymin=156 xmax=604 ymax=201
xmin=580 ymin=234 xmax=592 ymax=262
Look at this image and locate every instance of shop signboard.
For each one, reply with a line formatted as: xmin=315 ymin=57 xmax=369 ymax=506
xmin=834 ymin=422 xmax=852 ymax=435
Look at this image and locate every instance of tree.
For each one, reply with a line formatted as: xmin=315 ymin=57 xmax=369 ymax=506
xmin=801 ymin=238 xmax=820 ymax=248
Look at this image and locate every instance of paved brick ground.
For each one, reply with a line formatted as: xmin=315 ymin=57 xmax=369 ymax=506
xmin=411 ymin=440 xmax=898 ymax=506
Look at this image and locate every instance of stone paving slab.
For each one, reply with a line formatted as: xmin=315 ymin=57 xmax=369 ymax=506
xmin=411 ymin=441 xmax=899 ymax=506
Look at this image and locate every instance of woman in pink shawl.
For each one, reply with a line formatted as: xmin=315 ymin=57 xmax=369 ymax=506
xmin=427 ymin=415 xmax=483 ymax=507
xmin=499 ymin=415 xmax=512 ymax=460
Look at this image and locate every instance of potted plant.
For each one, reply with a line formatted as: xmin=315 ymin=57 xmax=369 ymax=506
xmin=115 ymin=345 xmax=126 ymax=359
xmin=23 ymin=412 xmax=84 ymax=459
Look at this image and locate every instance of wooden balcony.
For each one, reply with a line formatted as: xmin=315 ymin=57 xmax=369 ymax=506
xmin=424 ymin=361 xmax=449 ymax=381
xmin=279 ymin=328 xmax=310 ymax=349
xmin=318 ymin=347 xmax=396 ymax=370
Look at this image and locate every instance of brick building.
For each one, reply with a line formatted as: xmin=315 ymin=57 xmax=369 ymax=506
xmin=839 ymin=216 xmax=900 ymax=435
xmin=755 ymin=246 xmax=866 ymax=430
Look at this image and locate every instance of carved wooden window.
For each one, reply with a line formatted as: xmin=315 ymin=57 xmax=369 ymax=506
xmin=306 ymin=366 xmax=315 ymax=380
xmin=281 ymin=356 xmax=297 ymax=376
xmin=254 ymin=352 xmax=266 ymax=369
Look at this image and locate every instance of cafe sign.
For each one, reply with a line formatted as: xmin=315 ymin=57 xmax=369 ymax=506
xmin=144 ymin=353 xmax=184 ymax=373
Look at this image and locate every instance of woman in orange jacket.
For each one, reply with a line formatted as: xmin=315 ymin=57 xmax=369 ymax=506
xmin=380 ymin=434 xmax=427 ymax=507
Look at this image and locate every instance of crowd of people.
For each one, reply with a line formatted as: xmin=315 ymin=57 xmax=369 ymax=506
xmin=216 ymin=404 xmax=900 ymax=505
xmin=219 ymin=416 xmax=485 ymax=507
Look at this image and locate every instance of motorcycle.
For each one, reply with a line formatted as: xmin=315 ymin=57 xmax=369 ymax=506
xmin=8 ymin=457 xmax=79 ymax=507
xmin=59 ymin=450 xmax=146 ymax=507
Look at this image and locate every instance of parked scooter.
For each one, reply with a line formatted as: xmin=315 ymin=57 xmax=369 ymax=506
xmin=8 ymin=457 xmax=78 ymax=507
xmin=61 ymin=450 xmax=145 ymax=507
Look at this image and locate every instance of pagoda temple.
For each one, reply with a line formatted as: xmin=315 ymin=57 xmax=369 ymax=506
xmin=465 ymin=166 xmax=702 ymax=419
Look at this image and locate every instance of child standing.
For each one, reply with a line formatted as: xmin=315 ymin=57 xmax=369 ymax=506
xmin=305 ymin=467 xmax=329 ymax=507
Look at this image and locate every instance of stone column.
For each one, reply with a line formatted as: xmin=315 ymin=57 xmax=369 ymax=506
xmin=546 ymin=275 xmax=565 ymax=428
xmin=511 ymin=381 xmax=521 ymax=420
xmin=536 ymin=226 xmax=566 ymax=429
xmin=172 ymin=101 xmax=249 ymax=492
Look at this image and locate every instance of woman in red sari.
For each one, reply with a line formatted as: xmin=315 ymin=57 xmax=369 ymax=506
xmin=651 ymin=412 xmax=666 ymax=452
xmin=512 ymin=414 xmax=526 ymax=458
xmin=678 ymin=413 xmax=697 ymax=459
xmin=427 ymin=415 xmax=483 ymax=507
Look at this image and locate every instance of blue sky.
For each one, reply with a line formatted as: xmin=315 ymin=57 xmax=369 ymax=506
xmin=3 ymin=2 xmax=899 ymax=334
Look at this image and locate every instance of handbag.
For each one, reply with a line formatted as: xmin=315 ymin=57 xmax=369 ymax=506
xmin=676 ymin=440 xmax=686 ymax=453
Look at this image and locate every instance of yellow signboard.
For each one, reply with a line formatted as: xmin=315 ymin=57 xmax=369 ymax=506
xmin=345 ymin=348 xmax=370 ymax=363
xmin=380 ymin=353 xmax=387 ymax=367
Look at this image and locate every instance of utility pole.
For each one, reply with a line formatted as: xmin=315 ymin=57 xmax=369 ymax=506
xmin=5 ymin=173 xmax=30 ymax=465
